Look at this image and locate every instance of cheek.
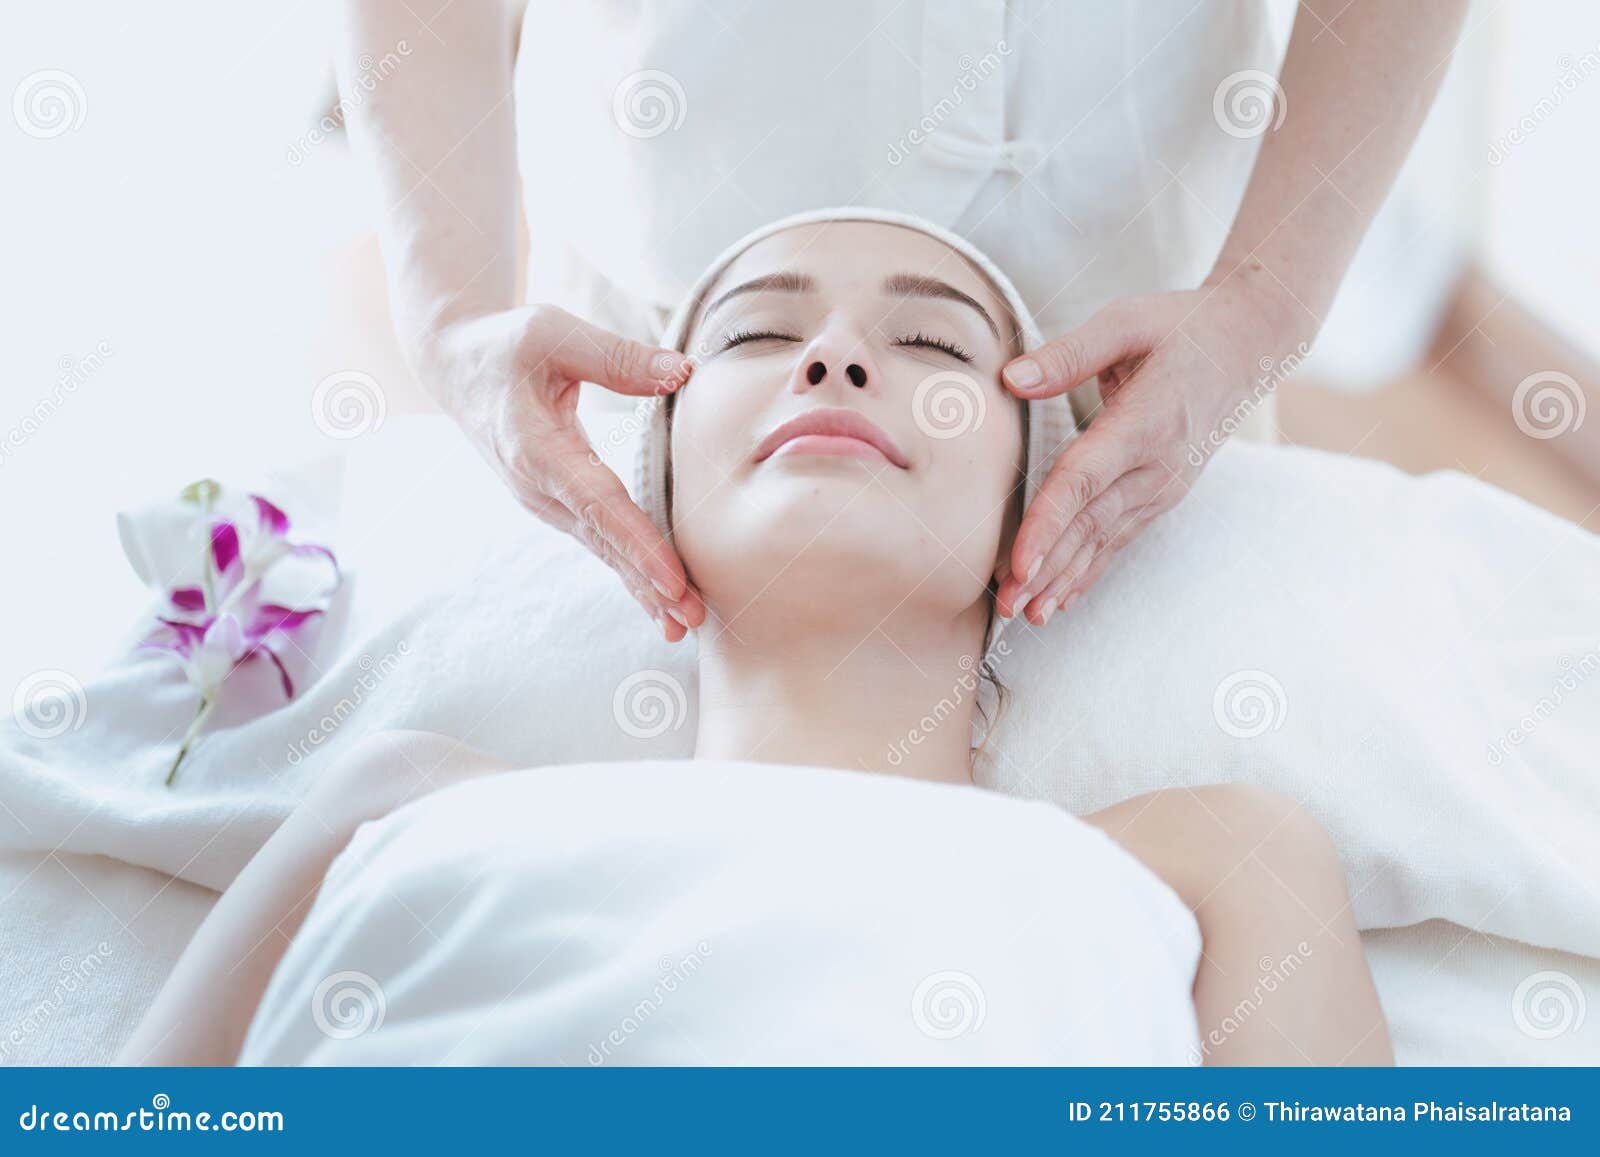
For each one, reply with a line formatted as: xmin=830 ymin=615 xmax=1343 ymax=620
xmin=671 ymin=372 xmax=756 ymax=479
xmin=666 ymin=377 xmax=760 ymax=570
xmin=920 ymin=400 xmax=1023 ymax=576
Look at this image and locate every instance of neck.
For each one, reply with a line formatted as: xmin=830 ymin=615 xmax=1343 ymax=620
xmin=692 ymin=608 xmax=989 ymax=786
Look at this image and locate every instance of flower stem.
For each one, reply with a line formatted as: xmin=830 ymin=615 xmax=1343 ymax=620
xmin=164 ymin=697 xmax=214 ymax=787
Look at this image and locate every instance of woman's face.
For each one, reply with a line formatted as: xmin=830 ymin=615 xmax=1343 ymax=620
xmin=670 ymin=221 xmax=1024 ymax=635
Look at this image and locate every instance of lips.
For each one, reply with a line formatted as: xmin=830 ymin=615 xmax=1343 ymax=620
xmin=753 ymin=408 xmax=910 ymax=469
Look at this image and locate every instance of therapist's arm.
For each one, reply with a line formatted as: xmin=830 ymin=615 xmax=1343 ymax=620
xmin=998 ymin=0 xmax=1470 ymax=624
xmin=334 ymin=1 xmax=704 ymax=641
xmin=117 ymin=732 xmax=509 ymax=1065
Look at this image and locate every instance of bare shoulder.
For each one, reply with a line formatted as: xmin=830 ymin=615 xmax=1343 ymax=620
xmin=301 ymin=729 xmax=516 ymax=831
xmin=1081 ymin=784 xmax=1342 ymax=911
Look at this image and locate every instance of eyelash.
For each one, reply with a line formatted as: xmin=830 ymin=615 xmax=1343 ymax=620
xmin=720 ymin=328 xmax=797 ymax=350
xmin=718 ymin=328 xmax=973 ymax=364
xmin=896 ymin=330 xmax=973 ymax=364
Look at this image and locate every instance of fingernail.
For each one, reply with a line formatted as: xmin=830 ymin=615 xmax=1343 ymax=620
xmin=655 ymin=353 xmax=692 ymax=383
xmin=652 ymin=577 xmax=679 ymax=600
xmin=665 ymin=606 xmax=691 ymax=629
xmin=1039 ymin=598 xmax=1058 ymax=625
xmin=1004 ymin=359 xmax=1042 ymax=390
xmin=1024 ymin=557 xmax=1042 ymax=585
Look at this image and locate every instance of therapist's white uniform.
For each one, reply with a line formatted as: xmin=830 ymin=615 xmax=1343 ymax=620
xmin=515 ymin=1 xmax=1290 ymax=436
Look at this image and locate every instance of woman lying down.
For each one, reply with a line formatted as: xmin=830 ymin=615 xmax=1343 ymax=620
xmin=122 ymin=209 xmax=1390 ymax=1067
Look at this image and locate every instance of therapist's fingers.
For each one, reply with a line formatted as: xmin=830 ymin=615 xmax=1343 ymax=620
xmin=554 ymin=498 xmax=706 ymax=643
xmin=542 ymin=436 xmax=704 ymax=621
xmin=532 ymin=306 xmax=694 ymax=398
xmin=1007 ymin=409 xmax=1149 ymax=587
xmin=1003 ymin=464 xmax=1169 ymax=614
xmin=1001 ymin=301 xmax=1153 ymax=398
xmin=1024 ymin=512 xmax=1154 ymax=626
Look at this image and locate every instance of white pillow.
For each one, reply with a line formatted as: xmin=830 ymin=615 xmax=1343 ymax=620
xmin=974 ymin=444 xmax=1600 ymax=961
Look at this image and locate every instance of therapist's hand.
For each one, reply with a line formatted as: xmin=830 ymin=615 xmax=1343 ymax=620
xmin=995 ymin=273 xmax=1305 ymax=624
xmin=424 ymin=305 xmax=705 ymax=642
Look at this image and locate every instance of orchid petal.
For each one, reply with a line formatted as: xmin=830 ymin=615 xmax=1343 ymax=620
xmin=183 ymin=616 xmax=246 ymax=697
xmin=292 ymin=542 xmax=341 ymax=591
xmin=153 ymin=617 xmax=210 ymax=651
xmin=257 ymin=547 xmax=338 ymax=610
xmin=292 ymin=541 xmax=339 ymax=571
xmin=250 ymin=494 xmax=290 ymax=537
xmin=117 ymin=505 xmax=212 ymax=592
xmin=244 ymin=535 xmax=291 ymax=578
xmin=249 ymin=604 xmax=323 ymax=639
xmin=139 ymin=637 xmax=191 ymax=659
xmin=205 ymin=614 xmax=247 ymax=657
xmin=258 ymin=646 xmax=295 ymax=698
xmin=169 ymin=587 xmax=207 ymax=613
xmin=210 ymin=521 xmax=241 ymax=575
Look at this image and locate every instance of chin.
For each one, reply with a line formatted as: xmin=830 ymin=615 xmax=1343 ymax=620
xmin=681 ymin=503 xmax=988 ymax=637
xmin=732 ymin=475 xmax=913 ymax=562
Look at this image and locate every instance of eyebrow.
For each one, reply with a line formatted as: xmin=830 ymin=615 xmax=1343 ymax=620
xmin=698 ymin=268 xmax=1000 ymax=340
xmin=881 ymin=272 xmax=999 ymax=339
xmin=700 ymin=271 xmax=817 ymax=325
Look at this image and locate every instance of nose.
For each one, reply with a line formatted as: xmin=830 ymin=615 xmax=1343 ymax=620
xmin=791 ymin=321 xmax=876 ymax=396
xmin=804 ymin=359 xmax=868 ymax=388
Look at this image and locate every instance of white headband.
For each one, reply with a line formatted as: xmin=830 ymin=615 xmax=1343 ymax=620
xmin=631 ymin=205 xmax=1078 ymax=659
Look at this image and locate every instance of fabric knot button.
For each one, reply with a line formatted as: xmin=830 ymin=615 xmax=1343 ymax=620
xmin=995 ymin=139 xmax=1045 ymax=175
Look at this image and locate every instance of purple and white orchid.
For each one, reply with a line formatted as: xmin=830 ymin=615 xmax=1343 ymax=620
xmin=128 ymin=480 xmax=340 ymax=784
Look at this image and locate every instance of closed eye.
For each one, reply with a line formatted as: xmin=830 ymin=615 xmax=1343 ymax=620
xmin=893 ymin=332 xmax=973 ymax=364
xmin=720 ymin=328 xmax=800 ymax=351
